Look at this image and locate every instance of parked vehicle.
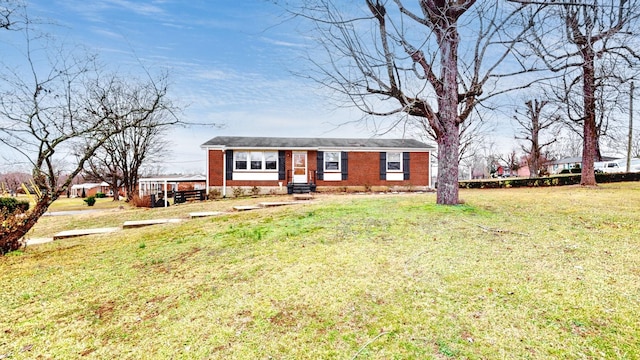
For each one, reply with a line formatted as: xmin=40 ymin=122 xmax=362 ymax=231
xmin=594 ymin=161 xmax=624 ymax=173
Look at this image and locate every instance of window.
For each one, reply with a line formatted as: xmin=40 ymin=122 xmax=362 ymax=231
xmin=234 ymin=151 xmax=278 ymax=171
xmin=265 ymin=152 xmax=277 ymax=170
xmin=387 ymin=152 xmax=402 ymax=171
xmin=250 ymin=152 xmax=263 ymax=170
xmin=324 ymin=151 xmax=341 ymax=171
xmin=234 ymin=152 xmax=248 ymax=170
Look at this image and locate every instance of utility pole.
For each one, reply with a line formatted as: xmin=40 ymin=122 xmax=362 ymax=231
xmin=628 ymin=82 xmax=634 ymax=173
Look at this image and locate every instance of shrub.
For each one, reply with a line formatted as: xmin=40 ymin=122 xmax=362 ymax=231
xmin=232 ymin=187 xmax=245 ymax=198
xmin=95 ymin=192 xmax=106 ymax=198
xmin=250 ymin=186 xmax=261 ymax=196
xmin=130 ymin=194 xmax=151 ymax=208
xmin=0 ymin=197 xmax=29 ymax=213
xmin=208 ymin=188 xmax=222 ymax=200
xmin=84 ymin=196 xmax=96 ymax=206
xmin=0 ymin=198 xmax=28 ymax=213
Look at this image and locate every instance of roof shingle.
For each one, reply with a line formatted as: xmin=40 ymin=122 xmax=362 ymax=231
xmin=201 ymin=136 xmax=434 ymax=150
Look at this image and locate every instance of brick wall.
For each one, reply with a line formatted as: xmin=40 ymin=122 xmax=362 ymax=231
xmin=208 ymin=150 xmax=224 ymax=186
xmin=316 ymin=151 xmax=430 ymax=187
xmin=206 ymin=149 xmax=431 ymax=190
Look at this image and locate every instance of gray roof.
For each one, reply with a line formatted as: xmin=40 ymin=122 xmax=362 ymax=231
xmin=201 ymin=136 xmax=434 ymax=150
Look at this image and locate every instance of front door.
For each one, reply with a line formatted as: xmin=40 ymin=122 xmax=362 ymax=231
xmin=292 ymin=151 xmax=308 ymax=183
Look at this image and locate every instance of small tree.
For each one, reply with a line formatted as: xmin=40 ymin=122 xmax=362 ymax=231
xmin=514 ymin=99 xmax=558 ymax=177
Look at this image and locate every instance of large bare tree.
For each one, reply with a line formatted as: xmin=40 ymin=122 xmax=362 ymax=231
xmin=516 ymin=0 xmax=640 ymax=185
xmin=0 ymin=12 xmax=177 ymax=251
xmin=288 ymin=0 xmax=539 ymax=204
xmin=514 ymin=99 xmax=558 ymax=177
xmin=82 ymin=75 xmax=174 ymax=201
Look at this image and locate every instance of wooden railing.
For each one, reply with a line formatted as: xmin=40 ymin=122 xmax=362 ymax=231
xmin=173 ymin=189 xmax=206 ymax=204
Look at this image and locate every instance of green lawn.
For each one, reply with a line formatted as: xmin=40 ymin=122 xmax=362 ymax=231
xmin=1 ymin=184 xmax=639 ymax=359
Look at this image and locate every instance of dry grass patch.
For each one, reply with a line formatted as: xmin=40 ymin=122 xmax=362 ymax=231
xmin=1 ymin=184 xmax=639 ymax=358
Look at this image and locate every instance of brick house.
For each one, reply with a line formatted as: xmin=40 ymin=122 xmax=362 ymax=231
xmin=69 ymin=182 xmax=111 ymax=198
xmin=201 ymin=136 xmax=434 ymax=196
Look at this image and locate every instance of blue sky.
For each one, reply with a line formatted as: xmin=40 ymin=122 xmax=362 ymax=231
xmin=17 ymin=0 xmax=377 ymax=173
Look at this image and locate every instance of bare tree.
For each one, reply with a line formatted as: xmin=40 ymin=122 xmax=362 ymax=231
xmin=514 ymin=99 xmax=558 ymax=177
xmin=499 ymin=149 xmax=522 ymax=176
xmin=0 ymin=14 xmax=178 ymax=251
xmin=1 ymin=0 xmax=21 ymax=30
xmin=516 ymin=0 xmax=640 ymax=185
xmin=287 ymin=0 xmax=540 ymax=204
xmin=82 ymin=75 xmax=174 ymax=201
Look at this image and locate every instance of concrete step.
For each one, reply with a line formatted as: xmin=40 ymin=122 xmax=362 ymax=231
xmin=189 ymin=211 xmax=226 ymax=218
xmin=53 ymin=227 xmax=120 ymax=240
xmin=122 ymin=219 xmax=182 ymax=229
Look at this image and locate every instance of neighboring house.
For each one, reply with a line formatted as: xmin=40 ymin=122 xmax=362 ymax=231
xmin=69 ymin=182 xmax=110 ymax=198
xmin=200 ymin=136 xmax=435 ymax=196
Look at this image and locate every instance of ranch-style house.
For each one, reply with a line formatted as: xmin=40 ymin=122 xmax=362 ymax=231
xmin=201 ymin=136 xmax=435 ymax=196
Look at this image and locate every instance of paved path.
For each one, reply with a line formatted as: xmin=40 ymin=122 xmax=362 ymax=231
xmin=43 ymin=209 xmax=105 ymax=216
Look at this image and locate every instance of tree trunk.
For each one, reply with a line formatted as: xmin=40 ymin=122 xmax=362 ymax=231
xmin=435 ymin=22 xmax=461 ymax=205
xmin=581 ymin=52 xmax=597 ymax=186
xmin=436 ymin=121 xmax=460 ymax=205
xmin=111 ymin=184 xmax=120 ymax=201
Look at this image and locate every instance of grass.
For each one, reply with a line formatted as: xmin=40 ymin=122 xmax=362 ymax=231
xmin=1 ymin=184 xmax=640 ymax=359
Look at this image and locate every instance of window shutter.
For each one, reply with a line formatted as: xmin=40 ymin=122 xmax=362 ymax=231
xmin=341 ymin=152 xmax=348 ymax=180
xmin=379 ymin=152 xmax=387 ymax=180
xmin=225 ymin=150 xmax=233 ymax=180
xmin=316 ymin=151 xmax=324 ymax=180
xmin=403 ymin=152 xmax=410 ymax=180
xmin=278 ymin=151 xmax=286 ymax=180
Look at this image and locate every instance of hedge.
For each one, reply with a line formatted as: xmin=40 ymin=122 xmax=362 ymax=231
xmin=0 ymin=197 xmax=30 ymax=213
xmin=459 ymin=172 xmax=640 ymax=189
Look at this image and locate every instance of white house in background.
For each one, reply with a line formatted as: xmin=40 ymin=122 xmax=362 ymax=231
xmin=547 ymin=156 xmax=619 ymax=174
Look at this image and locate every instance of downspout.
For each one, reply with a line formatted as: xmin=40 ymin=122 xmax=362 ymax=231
xmin=222 ymin=149 xmax=227 ymax=198
xmin=205 ymin=148 xmax=210 ymax=195
xmin=428 ymin=151 xmax=433 ymax=189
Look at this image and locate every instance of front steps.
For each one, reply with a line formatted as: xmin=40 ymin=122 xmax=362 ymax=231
xmin=287 ymin=183 xmax=316 ymax=194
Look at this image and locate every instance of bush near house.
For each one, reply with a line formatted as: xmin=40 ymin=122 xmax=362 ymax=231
xmin=460 ymin=172 xmax=640 ymax=189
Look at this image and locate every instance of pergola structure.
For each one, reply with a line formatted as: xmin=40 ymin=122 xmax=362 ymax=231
xmin=138 ymin=175 xmax=206 ymax=207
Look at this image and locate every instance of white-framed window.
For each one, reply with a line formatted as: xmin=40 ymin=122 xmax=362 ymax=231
xmin=387 ymin=152 xmax=402 ymax=171
xmin=250 ymin=152 xmax=263 ymax=170
xmin=324 ymin=151 xmax=341 ymax=171
xmin=234 ymin=151 xmax=248 ymax=170
xmin=235 ymin=151 xmax=278 ymax=171
xmin=265 ymin=152 xmax=277 ymax=170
